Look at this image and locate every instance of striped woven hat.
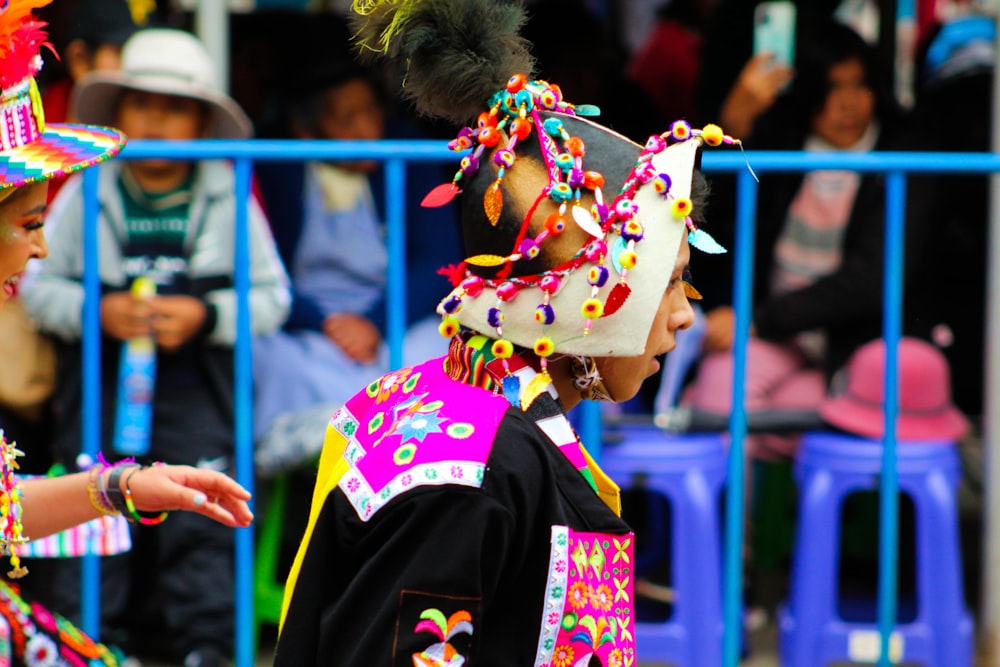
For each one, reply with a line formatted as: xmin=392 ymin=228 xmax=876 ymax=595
xmin=0 ymin=0 xmax=126 ymax=192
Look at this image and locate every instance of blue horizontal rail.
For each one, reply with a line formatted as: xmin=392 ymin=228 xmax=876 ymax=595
xmin=75 ymin=139 xmax=995 ymax=667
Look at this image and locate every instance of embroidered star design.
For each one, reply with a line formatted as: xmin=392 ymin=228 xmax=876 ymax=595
xmin=396 ymin=410 xmax=445 ymax=443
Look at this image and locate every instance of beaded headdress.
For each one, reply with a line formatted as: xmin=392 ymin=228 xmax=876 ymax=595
xmin=351 ymin=0 xmax=735 ymax=402
xmin=0 ymin=0 xmax=126 ymax=192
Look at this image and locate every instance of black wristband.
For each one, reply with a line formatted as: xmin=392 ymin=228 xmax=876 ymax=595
xmin=106 ymin=465 xmax=141 ymax=521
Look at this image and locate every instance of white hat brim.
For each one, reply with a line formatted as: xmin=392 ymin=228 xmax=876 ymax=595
xmin=71 ymin=71 xmax=252 ymax=139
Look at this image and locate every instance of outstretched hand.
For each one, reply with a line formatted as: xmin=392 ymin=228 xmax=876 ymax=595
xmin=718 ymin=53 xmax=794 ymax=139
xmin=123 ymin=465 xmax=254 ymax=528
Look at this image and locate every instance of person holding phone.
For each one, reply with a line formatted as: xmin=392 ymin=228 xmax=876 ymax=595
xmin=715 ymin=1 xmax=797 ymax=139
xmin=683 ymin=17 xmax=904 ymax=462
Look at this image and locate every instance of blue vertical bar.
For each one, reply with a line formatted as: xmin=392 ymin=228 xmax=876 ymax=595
xmin=232 ymin=158 xmax=255 ymax=667
xmin=877 ymin=171 xmax=905 ymax=667
xmin=385 ymin=158 xmax=406 ymax=370
xmin=80 ymin=167 xmax=102 ymax=638
xmin=724 ymin=169 xmax=758 ymax=665
xmin=578 ymin=402 xmax=601 ymax=463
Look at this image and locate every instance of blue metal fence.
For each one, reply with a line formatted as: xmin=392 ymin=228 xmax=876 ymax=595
xmin=72 ymin=139 xmax=1000 ymax=667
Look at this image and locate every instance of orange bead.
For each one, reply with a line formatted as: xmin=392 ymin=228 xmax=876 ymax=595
xmin=478 ymin=126 xmax=501 ymax=147
xmin=565 ymin=136 xmax=585 ymax=157
xmin=510 ymin=117 xmax=532 ymax=140
xmin=583 ymin=171 xmax=605 ymax=189
xmin=543 ymin=212 xmax=566 ymax=235
xmin=477 ymin=111 xmax=497 ymax=129
xmin=506 ymin=73 xmax=528 ymax=93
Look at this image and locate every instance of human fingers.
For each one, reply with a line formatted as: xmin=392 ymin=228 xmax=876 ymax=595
xmin=165 ymin=469 xmax=254 ymax=527
xmin=128 ymin=466 xmax=253 ymax=527
xmin=186 ymin=492 xmax=254 ymax=528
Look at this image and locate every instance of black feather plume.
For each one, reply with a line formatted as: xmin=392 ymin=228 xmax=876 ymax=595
xmin=350 ymin=0 xmax=535 ymax=125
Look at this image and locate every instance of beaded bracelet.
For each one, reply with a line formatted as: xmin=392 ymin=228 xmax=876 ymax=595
xmin=86 ymin=461 xmax=117 ymax=516
xmin=0 ymin=431 xmax=28 ymax=578
xmin=105 ymin=464 xmax=141 ymax=519
xmin=122 ymin=466 xmax=169 ymax=526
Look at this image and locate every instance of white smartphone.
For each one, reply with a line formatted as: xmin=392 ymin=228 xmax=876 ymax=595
xmin=753 ymin=1 xmax=797 ymax=67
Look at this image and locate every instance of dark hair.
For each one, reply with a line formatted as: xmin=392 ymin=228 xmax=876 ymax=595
xmin=762 ymin=18 xmax=900 ymax=143
xmin=285 ymin=60 xmax=384 ymax=134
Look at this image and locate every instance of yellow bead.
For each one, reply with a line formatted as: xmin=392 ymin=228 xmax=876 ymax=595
xmin=581 ymin=298 xmax=604 ymax=319
xmin=438 ymin=316 xmax=460 ymax=338
xmin=701 ymin=124 xmax=724 ymax=146
xmin=491 ymin=339 xmax=514 ymax=359
xmin=619 ymin=251 xmax=638 ymax=270
xmin=533 ymin=336 xmax=555 ymax=358
xmin=670 ymin=197 xmax=692 ymax=220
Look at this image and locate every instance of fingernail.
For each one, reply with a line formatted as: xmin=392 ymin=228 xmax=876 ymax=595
xmin=193 ymin=493 xmax=207 ymax=506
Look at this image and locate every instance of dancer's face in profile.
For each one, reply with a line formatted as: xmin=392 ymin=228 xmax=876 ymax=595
xmin=0 ymin=182 xmax=48 ymax=308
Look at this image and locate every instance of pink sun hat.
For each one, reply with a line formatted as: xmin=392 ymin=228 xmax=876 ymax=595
xmin=819 ymin=337 xmax=969 ymax=441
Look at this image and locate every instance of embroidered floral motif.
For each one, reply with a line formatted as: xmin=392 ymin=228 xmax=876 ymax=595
xmin=411 ymin=608 xmax=473 ymax=667
xmin=568 ymin=582 xmax=589 ymax=610
xmin=592 ymin=584 xmax=614 ymax=612
xmin=613 ymin=537 xmax=631 ymax=565
xmin=533 ymin=527 xmax=634 ymax=667
xmin=446 ymin=423 xmax=474 ymax=439
xmin=551 ymin=645 xmax=573 ymax=667
xmin=340 ymin=462 xmax=486 ymax=522
xmin=376 ymin=369 xmax=413 ymax=404
xmin=395 ymin=409 xmax=446 ymax=443
xmin=24 ymin=633 xmax=57 ymax=665
xmin=393 ymin=443 xmax=418 ymax=466
xmin=0 ymin=581 xmax=116 ymax=667
xmin=613 ymin=575 xmax=630 ymax=603
xmin=336 ymin=359 xmax=509 ymax=521
xmin=402 ymin=371 xmax=422 ymax=394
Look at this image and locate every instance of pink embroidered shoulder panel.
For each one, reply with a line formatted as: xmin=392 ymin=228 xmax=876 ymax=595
xmin=333 ymin=358 xmax=511 ymax=522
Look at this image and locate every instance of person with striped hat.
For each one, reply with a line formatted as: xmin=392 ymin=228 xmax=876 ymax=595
xmin=0 ymin=2 xmax=254 ymax=666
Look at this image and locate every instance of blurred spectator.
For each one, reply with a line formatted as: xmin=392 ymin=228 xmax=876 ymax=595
xmin=0 ymin=0 xmax=148 ymax=470
xmin=693 ymin=0 xmax=897 ymax=127
xmin=41 ymin=0 xmax=148 ymax=123
xmin=879 ymin=13 xmax=994 ymax=418
xmin=681 ymin=19 xmax=904 ymax=460
xmin=252 ymin=20 xmax=463 ymax=474
xmin=626 ymin=0 xmax=720 ymax=125
xmin=40 ymin=0 xmax=151 ymax=206
xmin=21 ymin=28 xmax=290 ymax=667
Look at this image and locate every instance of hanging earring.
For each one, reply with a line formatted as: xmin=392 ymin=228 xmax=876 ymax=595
xmin=569 ymin=355 xmax=612 ymax=402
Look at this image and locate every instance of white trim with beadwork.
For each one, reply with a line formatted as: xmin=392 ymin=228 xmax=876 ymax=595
xmin=533 ymin=525 xmax=570 ymax=666
xmin=338 ymin=460 xmax=486 ymax=522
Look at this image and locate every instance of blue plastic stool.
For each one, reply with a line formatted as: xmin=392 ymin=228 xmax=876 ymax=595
xmin=779 ymin=431 xmax=973 ymax=667
xmin=599 ymin=424 xmax=727 ymax=667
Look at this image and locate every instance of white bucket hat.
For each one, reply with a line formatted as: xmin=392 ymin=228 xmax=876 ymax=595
xmin=71 ymin=28 xmax=252 ymax=139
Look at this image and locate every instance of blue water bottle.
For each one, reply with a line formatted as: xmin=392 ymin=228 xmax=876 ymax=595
xmin=112 ymin=277 xmax=157 ymax=456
